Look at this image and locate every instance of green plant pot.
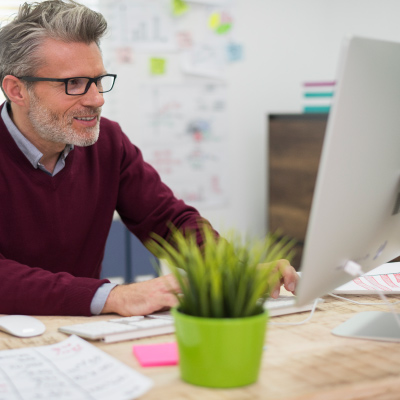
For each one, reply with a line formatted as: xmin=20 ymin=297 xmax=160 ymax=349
xmin=171 ymin=308 xmax=268 ymax=388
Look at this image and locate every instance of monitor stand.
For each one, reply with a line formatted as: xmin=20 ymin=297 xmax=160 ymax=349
xmin=332 ymin=311 xmax=400 ymax=342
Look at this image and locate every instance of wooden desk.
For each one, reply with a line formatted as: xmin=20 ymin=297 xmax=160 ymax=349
xmin=1 ymin=296 xmax=400 ymax=400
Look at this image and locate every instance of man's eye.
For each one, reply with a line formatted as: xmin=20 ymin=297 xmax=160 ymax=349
xmin=68 ymin=78 xmax=80 ymax=86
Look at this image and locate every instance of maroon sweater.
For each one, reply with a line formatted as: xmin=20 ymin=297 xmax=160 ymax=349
xmin=0 ymin=106 xmax=204 ymax=316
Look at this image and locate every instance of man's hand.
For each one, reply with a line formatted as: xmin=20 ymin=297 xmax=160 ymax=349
xmin=101 ymin=274 xmax=180 ymax=316
xmin=261 ymin=259 xmax=299 ymax=299
xmin=102 ymin=260 xmax=298 ymax=316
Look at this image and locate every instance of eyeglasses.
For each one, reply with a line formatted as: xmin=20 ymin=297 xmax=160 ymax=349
xmin=17 ymin=74 xmax=117 ymax=96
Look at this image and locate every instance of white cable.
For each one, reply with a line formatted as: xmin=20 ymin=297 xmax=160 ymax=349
xmin=269 ymin=297 xmax=320 ymax=326
xmin=341 ymin=260 xmax=400 ymax=330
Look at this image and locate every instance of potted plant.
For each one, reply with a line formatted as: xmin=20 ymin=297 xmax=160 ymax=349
xmin=147 ymin=225 xmax=294 ymax=388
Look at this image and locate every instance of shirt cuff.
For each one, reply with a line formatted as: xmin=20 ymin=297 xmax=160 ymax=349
xmin=90 ymin=282 xmax=118 ymax=315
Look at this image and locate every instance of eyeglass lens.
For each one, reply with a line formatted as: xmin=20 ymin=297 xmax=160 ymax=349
xmin=67 ymin=75 xmax=115 ymax=95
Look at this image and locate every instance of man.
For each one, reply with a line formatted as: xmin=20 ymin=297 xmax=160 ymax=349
xmin=0 ymin=0 xmax=298 ymax=317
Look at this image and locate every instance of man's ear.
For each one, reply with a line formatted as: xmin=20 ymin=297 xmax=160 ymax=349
xmin=2 ymin=75 xmax=29 ymax=106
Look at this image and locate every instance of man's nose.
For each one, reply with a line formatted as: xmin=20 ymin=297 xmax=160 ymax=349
xmin=81 ymin=81 xmax=105 ymax=108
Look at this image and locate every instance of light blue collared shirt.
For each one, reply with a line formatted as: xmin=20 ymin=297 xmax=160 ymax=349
xmin=1 ymin=103 xmax=74 ymax=176
xmin=1 ymin=103 xmax=117 ymax=314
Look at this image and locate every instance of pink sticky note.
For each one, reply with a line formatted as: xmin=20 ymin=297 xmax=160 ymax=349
xmin=133 ymin=342 xmax=179 ymax=367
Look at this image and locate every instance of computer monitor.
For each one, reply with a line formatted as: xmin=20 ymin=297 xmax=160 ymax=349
xmin=294 ymin=36 xmax=400 ymax=341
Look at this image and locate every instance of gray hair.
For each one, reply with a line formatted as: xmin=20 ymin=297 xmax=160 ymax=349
xmin=0 ymin=0 xmax=108 ymax=100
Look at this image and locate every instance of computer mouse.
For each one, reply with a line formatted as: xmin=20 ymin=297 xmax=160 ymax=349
xmin=0 ymin=315 xmax=46 ymax=338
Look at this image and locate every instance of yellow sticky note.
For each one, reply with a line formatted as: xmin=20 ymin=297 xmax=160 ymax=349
xmin=150 ymin=58 xmax=167 ymax=75
xmin=172 ymin=0 xmax=189 ymax=17
xmin=208 ymin=12 xmax=220 ymax=30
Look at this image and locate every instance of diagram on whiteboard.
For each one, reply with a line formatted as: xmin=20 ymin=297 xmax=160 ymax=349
xmin=139 ymin=84 xmax=228 ymax=208
xmin=104 ymin=0 xmax=177 ymax=52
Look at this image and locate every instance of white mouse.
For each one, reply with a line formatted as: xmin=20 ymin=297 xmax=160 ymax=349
xmin=0 ymin=315 xmax=46 ymax=338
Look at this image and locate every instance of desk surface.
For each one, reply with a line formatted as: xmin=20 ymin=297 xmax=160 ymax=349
xmin=1 ymin=295 xmax=400 ymax=400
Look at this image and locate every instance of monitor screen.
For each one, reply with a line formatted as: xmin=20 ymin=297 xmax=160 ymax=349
xmin=295 ymin=36 xmax=400 ymax=308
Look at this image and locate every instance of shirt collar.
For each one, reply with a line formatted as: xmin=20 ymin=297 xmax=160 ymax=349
xmin=1 ymin=102 xmax=74 ymax=170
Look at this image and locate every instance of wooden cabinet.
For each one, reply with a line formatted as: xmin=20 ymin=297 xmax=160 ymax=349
xmin=268 ymin=114 xmax=328 ymax=270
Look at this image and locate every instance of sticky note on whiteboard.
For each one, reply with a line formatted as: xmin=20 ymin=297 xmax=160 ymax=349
xmin=226 ymin=42 xmax=243 ymax=62
xmin=150 ymin=57 xmax=167 ymax=75
xmin=172 ymin=0 xmax=189 ymax=16
xmin=133 ymin=342 xmax=179 ymax=367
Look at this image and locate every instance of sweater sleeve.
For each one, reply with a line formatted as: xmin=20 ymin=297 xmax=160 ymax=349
xmin=0 ymin=255 xmax=110 ymax=316
xmin=115 ymin=133 xmax=217 ymax=247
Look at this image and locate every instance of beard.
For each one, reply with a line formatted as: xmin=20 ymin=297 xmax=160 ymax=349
xmin=27 ymin=90 xmax=102 ymax=147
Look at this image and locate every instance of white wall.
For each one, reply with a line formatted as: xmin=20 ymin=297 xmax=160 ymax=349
xmin=102 ymin=0 xmax=400 ymax=238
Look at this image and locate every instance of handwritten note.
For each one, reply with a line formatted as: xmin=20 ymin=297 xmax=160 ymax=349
xmin=181 ymin=42 xmax=227 ymax=78
xmin=139 ymin=84 xmax=228 ymax=208
xmin=0 ymin=335 xmax=153 ymax=400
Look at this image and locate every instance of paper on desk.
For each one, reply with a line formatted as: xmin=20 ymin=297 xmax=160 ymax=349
xmin=333 ymin=262 xmax=400 ymax=294
xmin=0 ymin=335 xmax=153 ymax=400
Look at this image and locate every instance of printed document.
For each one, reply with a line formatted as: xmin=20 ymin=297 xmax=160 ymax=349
xmin=0 ymin=335 xmax=153 ymax=400
xmin=333 ymin=262 xmax=400 ymax=294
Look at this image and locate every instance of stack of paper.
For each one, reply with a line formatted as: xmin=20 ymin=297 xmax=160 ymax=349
xmin=0 ymin=335 xmax=153 ymax=400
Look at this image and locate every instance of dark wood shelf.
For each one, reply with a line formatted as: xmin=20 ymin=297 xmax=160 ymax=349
xmin=268 ymin=113 xmax=400 ymax=268
xmin=268 ymin=113 xmax=328 ymax=269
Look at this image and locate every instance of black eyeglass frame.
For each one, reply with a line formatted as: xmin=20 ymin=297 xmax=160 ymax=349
xmin=17 ymin=74 xmax=117 ymax=96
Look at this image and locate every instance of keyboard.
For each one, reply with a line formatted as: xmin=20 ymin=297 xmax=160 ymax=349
xmin=264 ymin=296 xmax=321 ymax=317
xmin=59 ymin=298 xmax=321 ymax=343
xmin=59 ymin=313 xmax=175 ymax=343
